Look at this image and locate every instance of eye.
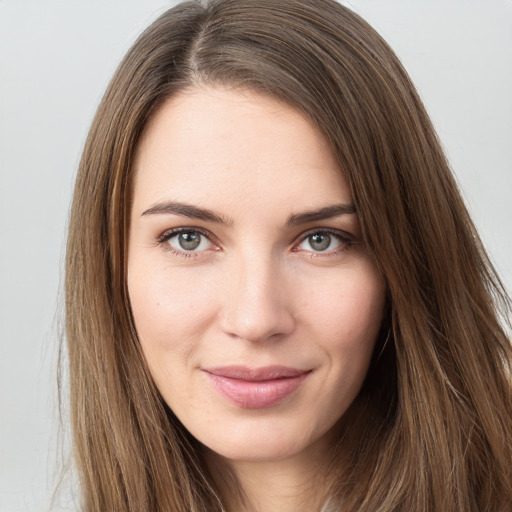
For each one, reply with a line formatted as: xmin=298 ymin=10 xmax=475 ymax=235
xmin=296 ymin=230 xmax=351 ymax=253
xmin=160 ymin=229 xmax=213 ymax=253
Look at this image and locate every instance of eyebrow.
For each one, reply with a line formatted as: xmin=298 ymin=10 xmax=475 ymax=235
xmin=141 ymin=200 xmax=356 ymax=225
xmin=285 ymin=203 xmax=356 ymax=226
xmin=141 ymin=201 xmax=231 ymax=224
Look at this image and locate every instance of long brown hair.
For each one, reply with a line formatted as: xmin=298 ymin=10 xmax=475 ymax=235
xmin=65 ymin=1 xmax=512 ymax=510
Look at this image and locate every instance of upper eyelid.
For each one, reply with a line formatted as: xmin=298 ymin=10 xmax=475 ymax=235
xmin=295 ymin=227 xmax=353 ymax=243
xmin=158 ymin=226 xmax=216 ymax=243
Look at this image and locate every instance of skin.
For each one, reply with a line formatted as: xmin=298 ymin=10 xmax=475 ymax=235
xmin=127 ymin=86 xmax=386 ymax=511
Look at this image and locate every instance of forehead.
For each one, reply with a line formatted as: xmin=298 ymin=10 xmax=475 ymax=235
xmin=132 ymin=86 xmax=351 ymax=217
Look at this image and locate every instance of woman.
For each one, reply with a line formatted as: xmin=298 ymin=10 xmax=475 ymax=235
xmin=65 ymin=0 xmax=512 ymax=510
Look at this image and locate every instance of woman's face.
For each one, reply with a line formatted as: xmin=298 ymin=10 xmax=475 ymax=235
xmin=128 ymin=86 xmax=386 ymax=463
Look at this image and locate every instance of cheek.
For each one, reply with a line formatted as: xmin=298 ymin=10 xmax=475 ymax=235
xmin=303 ymin=265 xmax=385 ymax=395
xmin=127 ymin=260 xmax=218 ymax=363
xmin=307 ymin=272 xmax=385 ymax=412
xmin=302 ymin=266 xmax=385 ymax=347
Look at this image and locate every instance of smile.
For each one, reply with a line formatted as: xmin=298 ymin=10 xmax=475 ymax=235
xmin=203 ymin=366 xmax=311 ymax=409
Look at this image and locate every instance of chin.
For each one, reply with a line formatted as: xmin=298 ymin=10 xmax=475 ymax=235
xmin=199 ymin=417 xmax=334 ymax=465
xmin=215 ymin=441 xmax=303 ymax=463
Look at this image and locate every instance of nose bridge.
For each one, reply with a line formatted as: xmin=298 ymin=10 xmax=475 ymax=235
xmin=220 ymin=246 xmax=294 ymax=342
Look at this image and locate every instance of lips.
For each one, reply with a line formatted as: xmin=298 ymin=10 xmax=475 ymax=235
xmin=203 ymin=366 xmax=311 ymax=408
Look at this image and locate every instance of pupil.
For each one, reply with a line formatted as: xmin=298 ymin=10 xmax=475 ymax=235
xmin=178 ymin=232 xmax=201 ymax=250
xmin=309 ymin=233 xmax=330 ymax=251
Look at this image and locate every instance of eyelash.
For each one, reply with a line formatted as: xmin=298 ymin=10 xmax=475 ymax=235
xmin=156 ymin=227 xmax=354 ymax=258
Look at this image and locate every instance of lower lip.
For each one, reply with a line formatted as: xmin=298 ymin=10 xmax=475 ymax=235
xmin=205 ymin=372 xmax=310 ymax=409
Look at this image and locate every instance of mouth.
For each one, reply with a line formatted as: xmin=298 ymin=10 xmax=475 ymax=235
xmin=202 ymin=366 xmax=312 ymax=409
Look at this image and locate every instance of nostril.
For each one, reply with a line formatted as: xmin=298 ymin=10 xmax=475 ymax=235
xmin=219 ymin=297 xmax=295 ymax=343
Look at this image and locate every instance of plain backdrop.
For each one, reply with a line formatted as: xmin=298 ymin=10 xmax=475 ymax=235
xmin=1 ymin=1 xmax=511 ymax=511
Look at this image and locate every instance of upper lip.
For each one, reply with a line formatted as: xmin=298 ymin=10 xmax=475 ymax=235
xmin=203 ymin=365 xmax=311 ymax=382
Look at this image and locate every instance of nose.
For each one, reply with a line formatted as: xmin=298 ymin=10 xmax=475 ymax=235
xmin=219 ymin=253 xmax=296 ymax=343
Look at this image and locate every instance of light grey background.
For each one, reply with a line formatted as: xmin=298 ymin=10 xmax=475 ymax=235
xmin=1 ymin=1 xmax=511 ymax=511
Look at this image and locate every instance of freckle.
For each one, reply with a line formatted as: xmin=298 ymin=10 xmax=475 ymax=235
xmin=156 ymin=302 xmax=160 ymax=307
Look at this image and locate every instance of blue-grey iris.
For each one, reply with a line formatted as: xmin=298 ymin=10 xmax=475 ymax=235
xmin=309 ymin=233 xmax=331 ymax=251
xmin=179 ymin=232 xmax=201 ymax=250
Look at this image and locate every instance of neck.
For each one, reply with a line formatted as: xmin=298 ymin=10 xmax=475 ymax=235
xmin=206 ymin=436 xmax=337 ymax=512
